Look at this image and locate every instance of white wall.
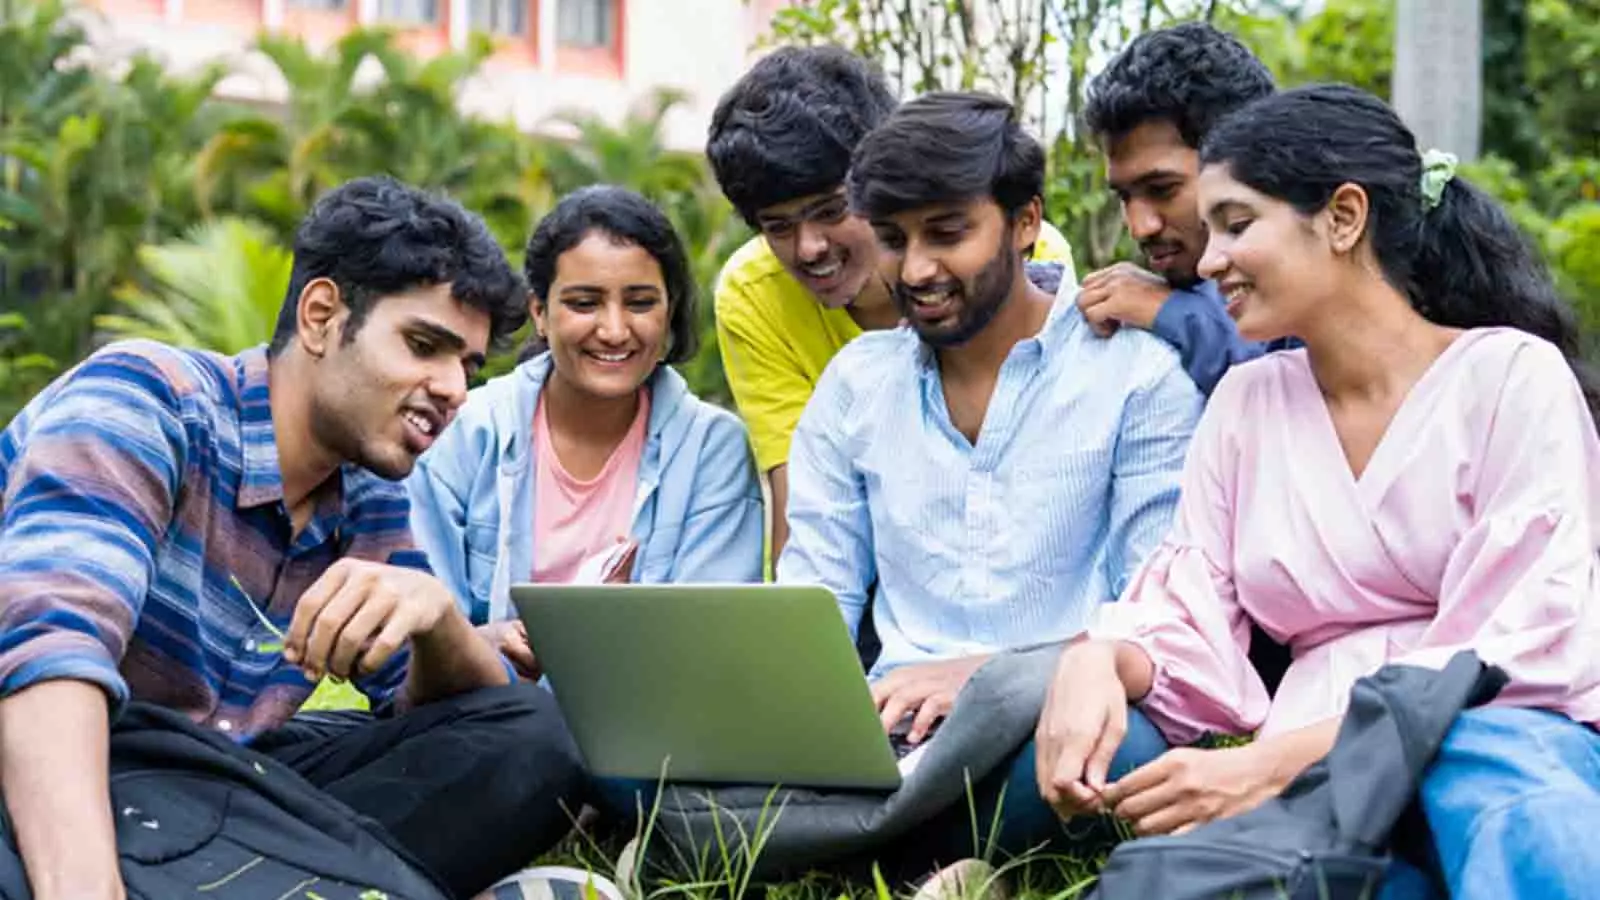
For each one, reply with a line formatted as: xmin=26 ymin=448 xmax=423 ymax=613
xmin=460 ymin=0 xmax=767 ymax=149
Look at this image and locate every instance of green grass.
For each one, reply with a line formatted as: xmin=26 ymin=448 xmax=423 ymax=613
xmin=535 ymin=819 xmax=1345 ymax=900
xmin=298 ymin=681 xmax=1124 ymax=899
xmin=297 ymin=685 xmax=1332 ymax=900
xmin=536 ymin=824 xmax=1110 ymax=900
xmin=527 ymin=768 xmax=1119 ymax=900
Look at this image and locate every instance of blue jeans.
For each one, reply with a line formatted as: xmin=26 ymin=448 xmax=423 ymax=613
xmin=1378 ymin=706 xmax=1600 ymax=900
xmin=908 ymin=708 xmax=1169 ymax=866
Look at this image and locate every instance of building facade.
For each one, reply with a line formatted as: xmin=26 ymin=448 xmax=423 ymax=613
xmin=84 ymin=0 xmax=791 ymax=150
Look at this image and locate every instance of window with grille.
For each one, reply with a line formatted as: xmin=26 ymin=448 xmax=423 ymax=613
xmin=470 ymin=0 xmax=528 ymax=35
xmin=557 ymin=0 xmax=613 ymax=48
xmin=375 ymin=0 xmax=439 ymax=25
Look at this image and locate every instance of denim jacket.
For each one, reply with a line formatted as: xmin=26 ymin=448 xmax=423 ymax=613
xmin=407 ymin=354 xmax=764 ymax=624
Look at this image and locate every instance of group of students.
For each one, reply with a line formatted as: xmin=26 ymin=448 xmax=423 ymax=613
xmin=0 ymin=18 xmax=1595 ymax=900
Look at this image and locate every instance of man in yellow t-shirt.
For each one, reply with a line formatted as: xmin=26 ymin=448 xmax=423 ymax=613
xmin=707 ymin=46 xmax=1077 ymax=558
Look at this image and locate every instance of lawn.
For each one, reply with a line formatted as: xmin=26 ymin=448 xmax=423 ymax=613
xmin=527 ymin=773 xmax=1121 ymax=900
xmin=301 ymin=678 xmax=1115 ymax=899
xmin=536 ymin=824 xmax=1110 ymax=900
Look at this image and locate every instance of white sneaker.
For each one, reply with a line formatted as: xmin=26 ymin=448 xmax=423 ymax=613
xmin=613 ymin=837 xmax=643 ymax=900
xmin=911 ymin=858 xmax=1009 ymax=900
xmin=481 ymin=865 xmax=626 ymax=900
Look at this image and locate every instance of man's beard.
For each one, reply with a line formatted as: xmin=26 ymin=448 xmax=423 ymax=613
xmin=894 ymin=236 xmax=1018 ymax=349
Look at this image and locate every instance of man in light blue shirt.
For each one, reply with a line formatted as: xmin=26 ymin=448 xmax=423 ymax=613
xmin=778 ymin=91 xmax=1200 ymax=794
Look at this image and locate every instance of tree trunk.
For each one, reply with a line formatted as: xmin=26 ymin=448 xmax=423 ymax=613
xmin=1393 ymin=0 xmax=1483 ymax=161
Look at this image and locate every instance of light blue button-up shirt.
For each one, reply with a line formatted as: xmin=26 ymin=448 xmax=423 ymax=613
xmin=777 ymin=284 xmax=1204 ymax=679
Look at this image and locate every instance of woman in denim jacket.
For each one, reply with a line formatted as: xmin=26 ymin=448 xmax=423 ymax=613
xmin=407 ymin=186 xmax=764 ymax=671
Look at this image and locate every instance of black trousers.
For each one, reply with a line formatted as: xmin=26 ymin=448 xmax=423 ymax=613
xmin=251 ymin=681 xmax=586 ymax=899
xmin=0 ymin=683 xmax=583 ymax=900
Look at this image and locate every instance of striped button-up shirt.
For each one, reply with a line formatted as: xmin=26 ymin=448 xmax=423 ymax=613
xmin=0 ymin=341 xmax=422 ymax=741
xmin=777 ymin=287 xmax=1204 ymax=679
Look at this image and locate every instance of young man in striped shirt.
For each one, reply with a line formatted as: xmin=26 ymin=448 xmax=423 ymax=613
xmin=0 ymin=176 xmax=582 ymax=900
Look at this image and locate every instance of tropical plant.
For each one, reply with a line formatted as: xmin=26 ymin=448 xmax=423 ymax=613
xmin=322 ymin=29 xmax=544 ymax=250
xmin=541 ymin=89 xmax=704 ymax=202
xmin=194 ymin=28 xmax=402 ymax=233
xmin=1 ymin=0 xmax=226 ymax=396
xmin=96 ymin=217 xmax=292 ymax=353
xmin=5 ymin=0 xmax=1598 ymax=425
xmin=670 ymin=181 xmax=751 ymax=407
xmin=0 ymin=312 xmax=57 ymax=424
xmin=1220 ymin=0 xmax=1393 ymax=99
xmin=1525 ymin=0 xmax=1600 ymax=160
xmin=1549 ymin=203 xmax=1600 ymax=337
xmin=193 ymin=26 xmax=538 ymax=246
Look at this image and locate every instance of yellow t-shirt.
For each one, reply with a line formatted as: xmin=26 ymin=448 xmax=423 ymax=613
xmin=714 ymin=223 xmax=1077 ymax=472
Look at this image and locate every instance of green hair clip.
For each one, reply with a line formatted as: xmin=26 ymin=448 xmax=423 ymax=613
xmin=1419 ymin=148 xmax=1459 ymax=212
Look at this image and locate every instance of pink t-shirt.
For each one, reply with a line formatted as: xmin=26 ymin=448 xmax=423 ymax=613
xmin=530 ymin=390 xmax=650 ymax=584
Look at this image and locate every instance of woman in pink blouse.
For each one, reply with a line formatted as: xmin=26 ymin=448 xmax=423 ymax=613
xmin=1035 ymin=84 xmax=1600 ymax=899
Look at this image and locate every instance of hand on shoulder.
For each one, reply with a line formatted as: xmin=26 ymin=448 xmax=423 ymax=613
xmin=1077 ymin=262 xmax=1172 ymax=336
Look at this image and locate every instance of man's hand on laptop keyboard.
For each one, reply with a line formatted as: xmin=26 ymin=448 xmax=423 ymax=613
xmin=888 ymin=712 xmax=938 ymax=759
xmin=870 ymin=654 xmax=992 ymax=745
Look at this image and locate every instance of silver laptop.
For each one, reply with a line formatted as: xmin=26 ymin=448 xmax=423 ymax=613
xmin=511 ymin=583 xmax=903 ymax=790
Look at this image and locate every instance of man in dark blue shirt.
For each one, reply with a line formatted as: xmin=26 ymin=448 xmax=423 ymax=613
xmin=1076 ymin=22 xmax=1292 ymax=396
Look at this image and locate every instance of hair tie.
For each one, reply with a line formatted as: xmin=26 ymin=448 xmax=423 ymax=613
xmin=1419 ymin=149 xmax=1458 ymax=212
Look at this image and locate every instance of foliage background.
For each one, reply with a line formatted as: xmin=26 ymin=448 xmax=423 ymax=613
xmin=2 ymin=0 xmax=1597 ymax=425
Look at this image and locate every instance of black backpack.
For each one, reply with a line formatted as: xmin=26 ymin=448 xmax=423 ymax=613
xmin=0 ymin=704 xmax=452 ymax=900
xmin=1087 ymin=650 xmax=1506 ymax=900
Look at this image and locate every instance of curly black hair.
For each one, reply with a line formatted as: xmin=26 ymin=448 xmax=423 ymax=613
xmin=269 ymin=175 xmax=526 ymax=355
xmin=706 ymin=45 xmax=898 ymax=225
xmin=521 ymin=185 xmax=699 ymax=365
xmin=1084 ymin=21 xmax=1275 ymax=148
